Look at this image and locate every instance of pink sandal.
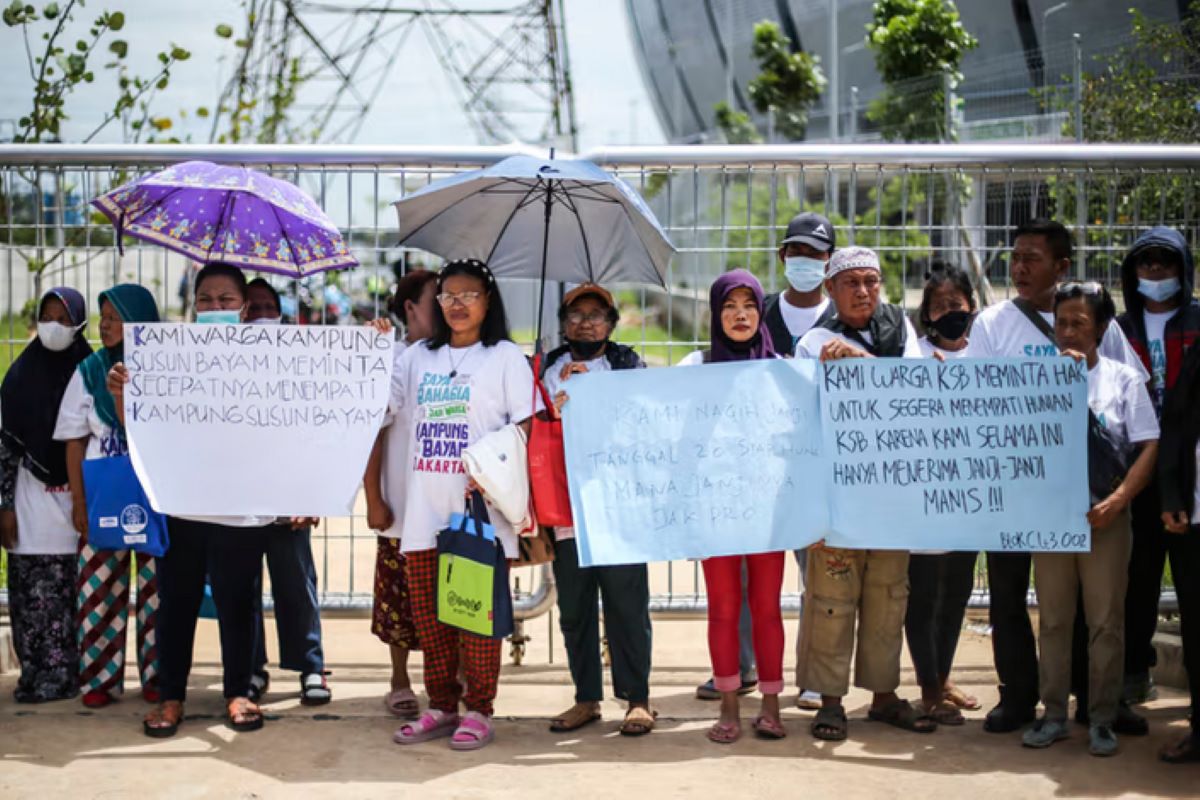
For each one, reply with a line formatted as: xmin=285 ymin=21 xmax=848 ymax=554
xmin=393 ymin=709 xmax=460 ymax=745
xmin=449 ymin=711 xmax=495 ymax=751
xmin=384 ymin=688 xmax=420 ymax=720
xmin=752 ymin=714 xmax=787 ymax=739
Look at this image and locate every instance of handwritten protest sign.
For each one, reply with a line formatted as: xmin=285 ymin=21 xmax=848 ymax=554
xmin=563 ymin=359 xmax=826 ymax=566
xmin=821 ymin=357 xmax=1090 ymax=552
xmin=563 ymin=356 xmax=1090 ymax=565
xmin=124 ymin=323 xmax=392 ymax=516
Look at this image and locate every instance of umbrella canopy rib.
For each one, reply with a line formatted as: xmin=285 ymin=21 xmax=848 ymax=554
xmin=483 ymin=178 xmax=546 ymax=267
xmin=554 ymin=185 xmax=596 ymax=283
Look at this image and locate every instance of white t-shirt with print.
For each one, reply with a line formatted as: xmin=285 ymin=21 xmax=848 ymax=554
xmin=918 ymin=336 xmax=970 ymax=360
xmin=795 ymin=316 xmax=923 ymax=360
xmin=967 ymin=300 xmax=1150 ymax=382
xmin=11 ymin=465 xmax=77 ymax=555
xmin=542 ymin=351 xmax=611 ymax=542
xmin=779 ymin=296 xmax=831 ymax=348
xmin=1087 ymin=356 xmax=1159 ymax=458
xmin=391 ymin=339 xmax=535 ymax=557
xmin=1143 ymin=309 xmax=1174 ymax=408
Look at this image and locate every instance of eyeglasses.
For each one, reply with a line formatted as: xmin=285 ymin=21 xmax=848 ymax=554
xmin=436 ymin=291 xmax=483 ymax=308
xmin=565 ymin=311 xmax=609 ymax=325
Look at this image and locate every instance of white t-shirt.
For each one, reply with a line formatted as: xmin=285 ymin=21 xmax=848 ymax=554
xmin=377 ymin=340 xmax=412 ymax=540
xmin=391 ymin=339 xmax=535 ymax=557
xmin=1143 ymin=309 xmax=1174 ymax=408
xmin=1087 ymin=356 xmax=1159 ymax=458
xmin=967 ymin=300 xmax=1150 ymax=382
xmin=779 ymin=296 xmax=831 ymax=349
xmin=53 ymin=369 xmax=271 ymax=529
xmin=53 ymin=370 xmax=125 ymax=460
xmin=918 ymin=336 xmax=969 ymax=360
xmin=542 ymin=351 xmax=611 ymax=542
xmin=677 ymin=350 xmax=705 ymax=367
xmin=795 ymin=316 xmax=923 ymax=360
xmin=11 ymin=465 xmax=77 ymax=555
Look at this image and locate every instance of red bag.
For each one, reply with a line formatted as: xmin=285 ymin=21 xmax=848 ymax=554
xmin=527 ymin=355 xmax=574 ymax=527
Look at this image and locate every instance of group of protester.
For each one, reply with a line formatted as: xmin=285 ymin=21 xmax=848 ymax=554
xmin=0 ymin=211 xmax=1196 ymax=764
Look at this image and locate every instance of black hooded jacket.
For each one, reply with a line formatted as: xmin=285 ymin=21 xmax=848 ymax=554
xmin=1117 ymin=226 xmax=1200 ymax=415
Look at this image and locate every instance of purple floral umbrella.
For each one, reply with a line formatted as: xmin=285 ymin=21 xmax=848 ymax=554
xmin=91 ymin=160 xmax=357 ymax=277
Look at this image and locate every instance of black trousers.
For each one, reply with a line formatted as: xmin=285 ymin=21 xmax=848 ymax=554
xmin=1125 ymin=485 xmax=1174 ymax=678
xmin=905 ymin=552 xmax=977 ymax=691
xmin=252 ymin=524 xmax=324 ymax=674
xmin=158 ymin=517 xmax=269 ymax=702
xmin=552 ymin=538 xmax=652 ymax=704
xmin=986 ymin=551 xmax=1039 ymax=710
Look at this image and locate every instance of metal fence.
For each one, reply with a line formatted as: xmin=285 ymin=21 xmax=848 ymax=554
xmin=1 ymin=142 xmax=1194 ymax=622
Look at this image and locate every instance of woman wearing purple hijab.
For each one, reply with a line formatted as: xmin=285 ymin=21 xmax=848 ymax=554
xmin=678 ymin=269 xmax=787 ymax=744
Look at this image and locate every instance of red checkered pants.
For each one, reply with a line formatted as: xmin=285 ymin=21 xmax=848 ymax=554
xmin=405 ymin=548 xmax=502 ymax=716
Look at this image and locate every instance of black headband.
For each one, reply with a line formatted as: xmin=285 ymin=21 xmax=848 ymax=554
xmin=439 ymin=258 xmax=495 ymax=286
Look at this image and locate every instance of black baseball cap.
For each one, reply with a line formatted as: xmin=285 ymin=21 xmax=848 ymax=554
xmin=781 ymin=211 xmax=836 ymax=253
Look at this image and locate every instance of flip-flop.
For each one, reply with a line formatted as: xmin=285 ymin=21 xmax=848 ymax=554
xmin=706 ymin=720 xmax=742 ymax=744
xmin=619 ymin=706 xmax=657 ymax=736
xmin=550 ymin=703 xmax=602 ymax=733
xmin=811 ymin=705 xmax=847 ymax=741
xmin=752 ymin=714 xmax=787 ymax=739
xmin=394 ymin=709 xmax=461 ymax=745
xmin=943 ymin=684 xmax=981 ymax=711
xmin=868 ymin=699 xmax=938 ymax=733
xmin=1161 ymin=733 xmax=1200 ymax=764
xmin=384 ymin=688 xmax=420 ymax=720
xmin=449 ymin=711 xmax=495 ymax=751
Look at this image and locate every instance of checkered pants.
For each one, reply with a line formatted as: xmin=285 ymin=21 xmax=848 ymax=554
xmin=77 ymin=544 xmax=158 ymax=695
xmin=406 ymin=548 xmax=502 ymax=716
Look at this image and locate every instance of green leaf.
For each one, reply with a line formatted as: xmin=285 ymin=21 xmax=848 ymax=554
xmin=108 ymin=38 xmax=126 ymax=58
xmin=196 ymin=105 xmax=210 ymax=118
xmin=75 ymin=38 xmax=86 ymax=51
xmin=170 ymin=45 xmax=190 ymax=61
xmin=156 ymin=76 xmax=168 ymax=89
xmin=42 ymin=2 xmax=57 ymax=19
xmin=107 ymin=10 xmax=123 ymax=30
xmin=215 ymin=23 xmax=232 ymax=38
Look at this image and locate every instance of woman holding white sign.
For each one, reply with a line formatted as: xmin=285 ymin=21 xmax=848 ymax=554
xmin=678 ymin=269 xmax=788 ymax=745
xmin=1023 ymin=282 xmax=1159 ymax=757
xmin=105 ymin=264 xmax=276 ymax=738
xmin=53 ymin=284 xmax=162 ymax=710
xmin=389 ymin=259 xmax=535 ymax=752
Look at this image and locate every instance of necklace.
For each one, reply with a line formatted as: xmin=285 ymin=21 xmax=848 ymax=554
xmin=447 ymin=343 xmax=477 ymax=378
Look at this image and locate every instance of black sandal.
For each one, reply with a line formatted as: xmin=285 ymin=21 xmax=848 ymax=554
xmin=227 ymin=697 xmax=264 ymax=732
xmin=811 ymin=705 xmax=848 ymax=741
xmin=248 ymin=670 xmax=269 ymax=703
xmin=868 ymin=699 xmax=937 ymax=733
xmin=143 ymin=701 xmax=184 ymax=739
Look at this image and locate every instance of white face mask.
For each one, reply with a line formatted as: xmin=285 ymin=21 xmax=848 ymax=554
xmin=250 ymin=316 xmax=282 ymax=325
xmin=784 ymin=256 xmax=827 ymax=292
xmin=37 ymin=321 xmax=81 ymax=352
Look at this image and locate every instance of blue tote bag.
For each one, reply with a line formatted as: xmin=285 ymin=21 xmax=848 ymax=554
xmin=82 ymin=455 xmax=169 ymax=557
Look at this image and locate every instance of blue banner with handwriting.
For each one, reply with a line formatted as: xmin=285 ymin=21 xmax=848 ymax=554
xmin=563 ymin=357 xmax=1090 ymax=566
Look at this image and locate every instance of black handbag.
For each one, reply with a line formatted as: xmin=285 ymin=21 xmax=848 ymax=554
xmin=1087 ymin=410 xmax=1129 ymax=504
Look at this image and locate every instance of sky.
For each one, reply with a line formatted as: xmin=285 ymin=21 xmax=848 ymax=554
xmin=0 ymin=0 xmax=665 ymax=149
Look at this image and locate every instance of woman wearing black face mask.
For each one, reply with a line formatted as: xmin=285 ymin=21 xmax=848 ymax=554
xmin=539 ymin=284 xmax=656 ymax=737
xmin=906 ymin=262 xmax=983 ymax=723
xmin=918 ymin=262 xmax=976 ymax=358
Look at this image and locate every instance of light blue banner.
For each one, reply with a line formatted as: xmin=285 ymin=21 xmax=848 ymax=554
xmin=563 ymin=359 xmax=827 ymax=566
xmin=563 ymin=357 xmax=1091 ymax=566
xmin=821 ymin=357 xmax=1090 ymax=552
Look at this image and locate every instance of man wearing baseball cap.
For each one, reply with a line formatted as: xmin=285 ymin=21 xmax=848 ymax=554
xmin=794 ymin=246 xmax=932 ymax=741
xmin=763 ymin=211 xmax=837 ymax=356
xmin=540 ymin=283 xmax=655 ymax=737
